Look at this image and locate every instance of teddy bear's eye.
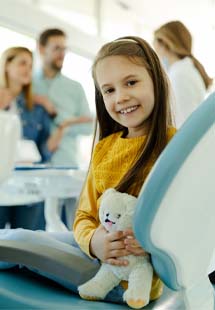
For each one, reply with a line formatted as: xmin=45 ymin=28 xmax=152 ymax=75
xmin=117 ymin=214 xmax=121 ymax=219
xmin=106 ymin=213 xmax=109 ymax=217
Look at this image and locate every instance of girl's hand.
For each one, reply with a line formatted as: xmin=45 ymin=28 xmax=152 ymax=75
xmin=123 ymin=229 xmax=147 ymax=256
xmin=90 ymin=225 xmax=130 ymax=266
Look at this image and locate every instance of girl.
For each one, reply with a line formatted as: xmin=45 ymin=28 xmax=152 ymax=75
xmin=0 ymin=47 xmax=66 ymax=229
xmin=73 ymin=35 xmax=176 ymax=305
xmin=153 ymin=20 xmax=213 ymax=128
xmin=0 ymin=37 xmax=176 ymax=305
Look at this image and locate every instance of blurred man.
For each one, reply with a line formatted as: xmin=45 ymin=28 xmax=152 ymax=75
xmin=33 ymin=28 xmax=92 ymax=167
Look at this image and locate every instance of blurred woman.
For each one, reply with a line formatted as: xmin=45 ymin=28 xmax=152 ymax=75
xmin=154 ymin=20 xmax=213 ymax=128
xmin=0 ymin=46 xmax=65 ymax=229
xmin=0 ymin=46 xmax=66 ymax=162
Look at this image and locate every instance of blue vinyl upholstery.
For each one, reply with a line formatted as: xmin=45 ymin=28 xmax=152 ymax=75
xmin=134 ymin=92 xmax=215 ymax=309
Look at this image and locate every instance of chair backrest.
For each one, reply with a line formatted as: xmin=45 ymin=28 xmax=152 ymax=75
xmin=134 ymin=93 xmax=215 ymax=307
xmin=0 ymin=111 xmax=21 ymax=184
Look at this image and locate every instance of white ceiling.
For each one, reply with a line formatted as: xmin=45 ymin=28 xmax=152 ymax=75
xmin=29 ymin=0 xmax=215 ymax=28
xmin=33 ymin=0 xmax=215 ymax=51
xmin=1 ymin=0 xmax=215 ymax=74
xmin=32 ymin=0 xmax=215 ymax=74
xmin=24 ymin=0 xmax=215 ymax=33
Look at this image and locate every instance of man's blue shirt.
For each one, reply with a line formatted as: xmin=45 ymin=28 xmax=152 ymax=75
xmin=33 ymin=71 xmax=92 ymax=166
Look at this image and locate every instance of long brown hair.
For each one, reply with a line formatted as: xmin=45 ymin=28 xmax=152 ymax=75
xmin=0 ymin=46 xmax=33 ymax=109
xmin=154 ymin=21 xmax=213 ymax=89
xmin=91 ymin=36 xmax=173 ymax=192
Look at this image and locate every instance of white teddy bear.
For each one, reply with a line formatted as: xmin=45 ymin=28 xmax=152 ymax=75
xmin=78 ymin=188 xmax=153 ymax=309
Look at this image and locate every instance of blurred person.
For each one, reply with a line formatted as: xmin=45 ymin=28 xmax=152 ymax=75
xmin=154 ymin=20 xmax=213 ymax=128
xmin=0 ymin=46 xmax=65 ymax=230
xmin=33 ymin=28 xmax=93 ymax=167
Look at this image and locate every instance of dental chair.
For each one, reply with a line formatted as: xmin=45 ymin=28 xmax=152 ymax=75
xmin=0 ymin=93 xmax=214 ymax=309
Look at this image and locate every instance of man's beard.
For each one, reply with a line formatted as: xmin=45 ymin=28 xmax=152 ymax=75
xmin=50 ymin=62 xmax=62 ymax=72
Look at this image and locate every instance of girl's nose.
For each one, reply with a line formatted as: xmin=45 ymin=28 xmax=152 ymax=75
xmin=116 ymin=89 xmax=130 ymax=104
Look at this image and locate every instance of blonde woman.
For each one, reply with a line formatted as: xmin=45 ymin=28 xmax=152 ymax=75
xmin=0 ymin=47 xmax=65 ymax=229
xmin=154 ymin=20 xmax=213 ymax=128
xmin=0 ymin=46 xmax=67 ymax=162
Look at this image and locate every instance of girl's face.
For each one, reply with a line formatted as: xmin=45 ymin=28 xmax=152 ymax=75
xmin=6 ymin=52 xmax=32 ymax=87
xmin=96 ymin=55 xmax=155 ymax=138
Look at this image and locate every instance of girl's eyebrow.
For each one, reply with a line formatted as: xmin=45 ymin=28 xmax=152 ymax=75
xmin=123 ymin=74 xmax=138 ymax=81
xmin=101 ymin=74 xmax=138 ymax=90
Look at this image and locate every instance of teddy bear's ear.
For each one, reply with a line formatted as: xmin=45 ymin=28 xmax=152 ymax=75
xmin=124 ymin=195 xmax=137 ymax=216
xmin=99 ymin=188 xmax=116 ymax=221
xmin=102 ymin=188 xmax=116 ymax=199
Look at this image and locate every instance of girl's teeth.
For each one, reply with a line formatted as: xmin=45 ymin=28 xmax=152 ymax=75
xmin=120 ymin=106 xmax=137 ymax=114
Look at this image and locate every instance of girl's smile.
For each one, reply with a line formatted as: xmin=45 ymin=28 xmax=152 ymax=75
xmin=118 ymin=104 xmax=139 ymax=114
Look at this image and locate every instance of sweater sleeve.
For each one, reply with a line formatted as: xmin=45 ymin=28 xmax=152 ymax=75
xmin=73 ymin=162 xmax=100 ymax=258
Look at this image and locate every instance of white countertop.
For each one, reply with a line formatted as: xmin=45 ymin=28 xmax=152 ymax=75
xmin=0 ymin=166 xmax=86 ymax=206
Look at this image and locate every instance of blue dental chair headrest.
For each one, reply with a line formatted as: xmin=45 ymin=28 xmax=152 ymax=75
xmin=134 ymin=92 xmax=215 ymax=309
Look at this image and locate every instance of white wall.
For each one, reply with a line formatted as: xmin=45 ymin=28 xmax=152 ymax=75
xmin=0 ymin=0 xmax=103 ymax=59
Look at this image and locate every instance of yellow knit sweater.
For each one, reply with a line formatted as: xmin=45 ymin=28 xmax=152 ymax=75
xmin=73 ymin=128 xmax=176 ymax=300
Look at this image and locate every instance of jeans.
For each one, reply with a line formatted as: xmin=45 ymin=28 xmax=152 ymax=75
xmin=0 ymin=202 xmax=45 ymax=230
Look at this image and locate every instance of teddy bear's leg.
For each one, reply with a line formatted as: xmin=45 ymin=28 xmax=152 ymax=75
xmin=78 ymin=264 xmax=120 ymax=300
xmin=123 ymin=261 xmax=153 ymax=309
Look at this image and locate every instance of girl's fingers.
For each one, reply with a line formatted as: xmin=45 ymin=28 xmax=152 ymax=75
xmin=124 ymin=238 xmax=139 ymax=247
xmin=105 ymin=258 xmax=129 ymax=266
xmin=103 ymin=231 xmax=129 ymax=260
xmin=109 ymin=248 xmax=130 ymax=258
xmin=106 ymin=230 xmax=124 ymax=242
xmin=104 ymin=229 xmax=146 ymax=260
xmin=124 ymin=232 xmax=143 ymax=249
xmin=125 ymin=245 xmax=146 ymax=256
xmin=109 ymin=240 xmax=125 ymax=251
xmin=123 ymin=229 xmax=134 ymax=237
xmin=123 ymin=234 xmax=147 ymax=256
